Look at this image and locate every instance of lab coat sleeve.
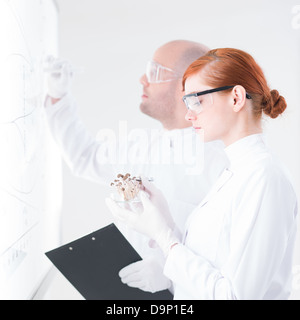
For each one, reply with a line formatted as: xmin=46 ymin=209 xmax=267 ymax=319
xmin=44 ymin=94 xmax=122 ymax=184
xmin=164 ymin=165 xmax=298 ymax=300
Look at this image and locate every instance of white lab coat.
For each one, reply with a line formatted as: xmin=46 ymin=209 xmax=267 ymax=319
xmin=164 ymin=134 xmax=298 ymax=300
xmin=44 ymin=94 xmax=228 ymax=257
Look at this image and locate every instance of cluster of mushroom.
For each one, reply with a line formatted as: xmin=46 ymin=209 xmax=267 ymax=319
xmin=110 ymin=173 xmax=142 ymax=201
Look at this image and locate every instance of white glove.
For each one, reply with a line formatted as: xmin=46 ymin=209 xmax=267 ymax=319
xmin=141 ymin=177 xmax=174 ymax=230
xmin=105 ymin=183 xmax=180 ymax=256
xmin=45 ymin=56 xmax=74 ymax=99
xmin=119 ymin=255 xmax=172 ymax=293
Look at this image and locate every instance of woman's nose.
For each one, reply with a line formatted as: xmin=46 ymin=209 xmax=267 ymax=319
xmin=139 ymin=73 xmax=149 ymax=87
xmin=185 ymin=109 xmax=198 ymax=122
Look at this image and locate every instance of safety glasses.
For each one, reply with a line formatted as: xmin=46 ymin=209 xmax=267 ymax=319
xmin=146 ymin=60 xmax=180 ymax=83
xmin=182 ymin=86 xmax=252 ymax=114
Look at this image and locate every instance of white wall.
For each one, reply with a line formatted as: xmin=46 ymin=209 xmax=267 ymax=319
xmin=46 ymin=0 xmax=300 ymax=299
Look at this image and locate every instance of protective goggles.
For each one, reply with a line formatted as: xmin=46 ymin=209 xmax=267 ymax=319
xmin=183 ymin=85 xmax=252 ymax=114
xmin=146 ymin=60 xmax=180 ymax=83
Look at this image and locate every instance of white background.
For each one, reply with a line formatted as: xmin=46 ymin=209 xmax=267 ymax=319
xmin=39 ymin=0 xmax=300 ymax=299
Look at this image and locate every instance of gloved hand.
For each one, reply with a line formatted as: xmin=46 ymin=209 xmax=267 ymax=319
xmin=141 ymin=176 xmax=174 ymax=248
xmin=119 ymin=255 xmax=172 ymax=293
xmin=105 ymin=180 xmax=180 ymax=256
xmin=45 ymin=55 xmax=74 ymax=99
xmin=141 ymin=177 xmax=174 ymax=230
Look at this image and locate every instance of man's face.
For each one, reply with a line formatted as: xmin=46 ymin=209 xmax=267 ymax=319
xmin=139 ymin=74 xmax=178 ymax=122
xmin=139 ymin=48 xmax=180 ymax=123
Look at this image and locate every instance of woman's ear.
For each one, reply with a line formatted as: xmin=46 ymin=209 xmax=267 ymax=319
xmin=231 ymin=85 xmax=247 ymax=112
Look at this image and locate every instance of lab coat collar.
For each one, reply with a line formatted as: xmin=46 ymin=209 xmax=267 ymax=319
xmin=224 ymin=134 xmax=266 ymax=169
xmin=161 ymin=126 xmax=193 ymax=138
xmin=160 ymin=126 xmax=195 ymax=148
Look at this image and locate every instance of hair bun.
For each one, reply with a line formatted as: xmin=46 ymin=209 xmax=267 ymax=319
xmin=263 ymin=89 xmax=287 ymax=119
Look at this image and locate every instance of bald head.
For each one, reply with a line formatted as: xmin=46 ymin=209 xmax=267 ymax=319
xmin=153 ymin=40 xmax=210 ymax=75
xmin=140 ymin=40 xmax=209 ymax=130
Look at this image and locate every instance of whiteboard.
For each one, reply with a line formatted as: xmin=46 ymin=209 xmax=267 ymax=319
xmin=0 ymin=0 xmax=62 ymax=299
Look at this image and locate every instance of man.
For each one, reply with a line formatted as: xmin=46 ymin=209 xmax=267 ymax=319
xmin=44 ymin=40 xmax=228 ymax=294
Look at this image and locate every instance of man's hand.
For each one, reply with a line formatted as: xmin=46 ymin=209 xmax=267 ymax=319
xmin=45 ymin=56 xmax=74 ymax=100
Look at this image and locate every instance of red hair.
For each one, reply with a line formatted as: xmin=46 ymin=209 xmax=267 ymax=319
xmin=182 ymin=48 xmax=286 ymax=119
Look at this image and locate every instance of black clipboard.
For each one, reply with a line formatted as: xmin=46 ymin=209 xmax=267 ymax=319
xmin=45 ymin=223 xmax=173 ymax=300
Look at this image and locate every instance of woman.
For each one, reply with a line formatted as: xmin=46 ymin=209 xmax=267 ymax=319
xmin=106 ymin=48 xmax=298 ymax=300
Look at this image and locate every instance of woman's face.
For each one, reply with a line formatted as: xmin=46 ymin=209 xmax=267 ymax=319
xmin=184 ymin=73 xmax=237 ymax=143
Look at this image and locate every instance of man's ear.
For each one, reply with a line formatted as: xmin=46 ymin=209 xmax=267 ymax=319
xmin=231 ymin=85 xmax=247 ymax=112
